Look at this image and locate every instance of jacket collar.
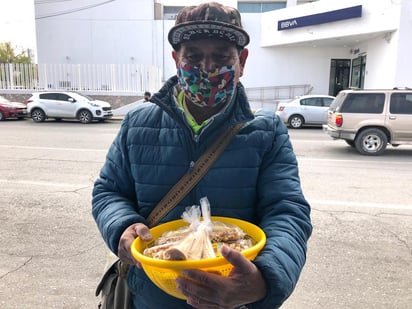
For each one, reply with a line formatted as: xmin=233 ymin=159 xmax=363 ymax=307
xmin=150 ymin=76 xmax=255 ymax=128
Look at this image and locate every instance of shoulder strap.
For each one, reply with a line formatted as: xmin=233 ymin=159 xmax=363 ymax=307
xmin=146 ymin=122 xmax=244 ymax=227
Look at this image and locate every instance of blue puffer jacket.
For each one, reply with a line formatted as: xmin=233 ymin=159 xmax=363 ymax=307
xmin=92 ymin=76 xmax=312 ymax=308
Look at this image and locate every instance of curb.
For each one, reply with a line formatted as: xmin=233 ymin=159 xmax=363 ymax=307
xmin=110 ymin=116 xmax=125 ymax=121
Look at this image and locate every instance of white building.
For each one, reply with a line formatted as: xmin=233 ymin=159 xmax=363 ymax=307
xmin=34 ymin=0 xmax=412 ymax=97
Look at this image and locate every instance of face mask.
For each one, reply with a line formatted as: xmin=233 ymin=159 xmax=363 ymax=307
xmin=177 ymin=62 xmax=235 ymax=108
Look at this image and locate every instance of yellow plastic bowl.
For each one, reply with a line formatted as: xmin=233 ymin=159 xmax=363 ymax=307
xmin=131 ymin=216 xmax=266 ymax=299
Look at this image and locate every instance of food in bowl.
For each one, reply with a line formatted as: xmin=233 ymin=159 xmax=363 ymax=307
xmin=131 ymin=216 xmax=266 ymax=299
xmin=143 ymin=220 xmax=254 ymax=260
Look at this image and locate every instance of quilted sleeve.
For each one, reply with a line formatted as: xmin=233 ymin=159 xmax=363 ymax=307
xmin=92 ymin=114 xmax=145 ymax=254
xmin=249 ymin=116 xmax=312 ymax=308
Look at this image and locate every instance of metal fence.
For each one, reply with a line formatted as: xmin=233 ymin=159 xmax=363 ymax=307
xmin=245 ymin=84 xmax=313 ymax=111
xmin=0 ymin=63 xmax=38 ymax=90
xmin=0 ymin=63 xmax=162 ymax=94
xmin=245 ymin=84 xmax=313 ymax=102
xmin=0 ymin=63 xmax=312 ymax=102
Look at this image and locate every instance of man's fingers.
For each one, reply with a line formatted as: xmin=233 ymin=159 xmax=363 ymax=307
xmin=220 ymin=244 xmax=253 ymax=271
xmin=117 ymin=223 xmax=152 ymax=265
xmin=134 ymin=223 xmax=152 ymax=241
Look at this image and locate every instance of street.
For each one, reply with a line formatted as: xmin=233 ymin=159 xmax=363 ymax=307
xmin=283 ymin=128 xmax=412 ymax=309
xmin=0 ymin=119 xmax=411 ymax=309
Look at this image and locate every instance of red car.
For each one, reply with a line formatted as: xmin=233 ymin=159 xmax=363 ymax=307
xmin=0 ymin=95 xmax=28 ymax=120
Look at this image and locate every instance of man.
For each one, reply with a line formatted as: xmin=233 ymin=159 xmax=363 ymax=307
xmin=143 ymin=91 xmax=151 ymax=102
xmin=92 ymin=2 xmax=312 ymax=308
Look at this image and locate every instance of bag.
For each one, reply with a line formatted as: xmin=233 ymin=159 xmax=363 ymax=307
xmin=95 ymin=123 xmax=244 ymax=308
xmin=96 ymin=253 xmax=131 ymax=309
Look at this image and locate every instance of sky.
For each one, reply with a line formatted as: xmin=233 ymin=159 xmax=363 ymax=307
xmin=0 ymin=0 xmax=37 ymax=56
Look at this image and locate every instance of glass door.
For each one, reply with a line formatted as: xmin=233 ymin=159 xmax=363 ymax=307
xmin=329 ymin=59 xmax=351 ymax=96
xmin=350 ymin=55 xmax=367 ymax=89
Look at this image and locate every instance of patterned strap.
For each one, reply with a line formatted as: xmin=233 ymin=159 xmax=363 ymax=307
xmin=147 ymin=122 xmax=244 ymax=227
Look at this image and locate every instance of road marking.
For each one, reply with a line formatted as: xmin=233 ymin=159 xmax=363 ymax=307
xmin=297 ymin=157 xmax=412 ymax=165
xmin=0 ymin=144 xmax=107 ymax=152
xmin=1 ymin=177 xmax=410 ymax=210
xmin=0 ymin=179 xmax=91 ymax=189
xmin=309 ymin=199 xmax=412 ymax=210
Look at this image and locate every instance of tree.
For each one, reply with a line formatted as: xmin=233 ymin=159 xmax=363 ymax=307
xmin=0 ymin=42 xmax=32 ymax=63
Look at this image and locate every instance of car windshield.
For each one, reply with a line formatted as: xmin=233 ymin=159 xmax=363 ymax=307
xmin=71 ymin=91 xmax=95 ymax=101
xmin=329 ymin=93 xmax=345 ymax=111
xmin=0 ymin=96 xmax=10 ymax=103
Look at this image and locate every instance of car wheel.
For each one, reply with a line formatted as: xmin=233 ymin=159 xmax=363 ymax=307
xmin=0 ymin=111 xmax=4 ymax=121
xmin=344 ymin=139 xmax=355 ymax=147
xmin=78 ymin=109 xmax=93 ymax=124
xmin=354 ymin=128 xmax=388 ymax=156
xmin=288 ymin=115 xmax=304 ymax=129
xmin=31 ymin=108 xmax=46 ymax=122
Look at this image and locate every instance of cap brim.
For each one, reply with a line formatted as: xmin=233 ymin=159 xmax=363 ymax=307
xmin=168 ymin=20 xmax=250 ymax=49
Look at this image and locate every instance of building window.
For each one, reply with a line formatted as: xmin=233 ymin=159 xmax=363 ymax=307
xmin=163 ymin=6 xmax=184 ymax=20
xmin=238 ymin=2 xmax=286 ymax=13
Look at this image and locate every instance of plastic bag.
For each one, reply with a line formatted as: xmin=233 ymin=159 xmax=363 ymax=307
xmin=143 ymin=197 xmax=254 ymax=260
xmin=163 ymin=197 xmax=216 ymax=260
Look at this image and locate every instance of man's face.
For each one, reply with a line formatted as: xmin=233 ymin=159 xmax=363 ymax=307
xmin=172 ymin=39 xmax=248 ymax=85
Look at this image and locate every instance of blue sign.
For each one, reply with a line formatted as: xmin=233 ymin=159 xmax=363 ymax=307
xmin=278 ymin=5 xmax=362 ymax=31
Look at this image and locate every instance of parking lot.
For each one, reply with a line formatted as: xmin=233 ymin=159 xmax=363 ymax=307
xmin=0 ymin=119 xmax=411 ymax=309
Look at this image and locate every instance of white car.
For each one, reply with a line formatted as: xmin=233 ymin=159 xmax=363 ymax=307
xmin=275 ymin=94 xmax=335 ymax=129
xmin=27 ymin=91 xmax=113 ymax=123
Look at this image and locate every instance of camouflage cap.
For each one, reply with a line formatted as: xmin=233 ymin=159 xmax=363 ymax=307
xmin=168 ymin=2 xmax=250 ymax=49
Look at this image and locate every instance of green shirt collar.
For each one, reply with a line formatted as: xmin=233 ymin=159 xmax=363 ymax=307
xmin=177 ymin=91 xmax=209 ymax=134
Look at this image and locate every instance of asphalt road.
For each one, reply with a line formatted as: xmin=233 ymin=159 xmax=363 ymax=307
xmin=0 ymin=119 xmax=411 ymax=309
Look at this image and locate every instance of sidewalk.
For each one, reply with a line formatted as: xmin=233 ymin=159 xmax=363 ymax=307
xmin=109 ymin=99 xmax=144 ymax=121
xmin=112 ymin=100 xmax=143 ymax=116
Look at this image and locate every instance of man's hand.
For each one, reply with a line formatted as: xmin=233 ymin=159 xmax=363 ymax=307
xmin=117 ymin=223 xmax=153 ymax=267
xmin=175 ymin=245 xmax=267 ymax=309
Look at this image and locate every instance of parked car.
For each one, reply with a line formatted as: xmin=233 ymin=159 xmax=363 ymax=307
xmin=0 ymin=95 xmax=28 ymax=121
xmin=26 ymin=91 xmax=113 ymax=124
xmin=323 ymin=88 xmax=412 ymax=155
xmin=275 ymin=95 xmax=335 ymax=128
xmin=249 ymin=100 xmax=279 ymax=114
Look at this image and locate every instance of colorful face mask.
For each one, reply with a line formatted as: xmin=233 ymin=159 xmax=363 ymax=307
xmin=177 ymin=62 xmax=235 ymax=108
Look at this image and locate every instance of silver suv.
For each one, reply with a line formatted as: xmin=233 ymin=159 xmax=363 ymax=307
xmin=323 ymin=88 xmax=412 ymax=155
xmin=27 ymin=91 xmax=113 ymax=124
